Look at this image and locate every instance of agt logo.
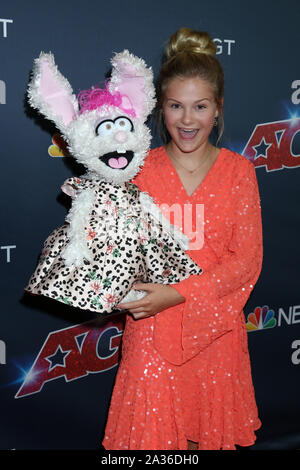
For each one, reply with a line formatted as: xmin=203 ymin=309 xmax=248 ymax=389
xmin=1 ymin=245 xmax=16 ymax=263
xmin=246 ymin=304 xmax=300 ymax=332
xmin=291 ymin=80 xmax=300 ymax=104
xmin=15 ymin=318 xmax=123 ymax=398
xmin=291 ymin=340 xmax=300 ymax=365
xmin=0 ymin=18 xmax=13 ymax=38
xmin=0 ymin=80 xmax=5 ymax=104
xmin=243 ymin=81 xmax=300 ymax=171
xmin=213 ymin=38 xmax=235 ymax=55
xmin=0 ymin=340 xmax=6 ymax=365
xmin=242 ymin=117 xmax=300 ymax=171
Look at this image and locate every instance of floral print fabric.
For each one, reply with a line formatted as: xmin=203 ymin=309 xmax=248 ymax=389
xmin=25 ymin=177 xmax=201 ymax=315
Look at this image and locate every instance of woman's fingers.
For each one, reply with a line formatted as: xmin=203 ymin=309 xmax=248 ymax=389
xmin=117 ymin=295 xmax=152 ymax=319
xmin=116 ymin=283 xmax=184 ymax=321
xmin=117 ymin=301 xmax=140 ymax=309
xmin=117 ymin=300 xmax=149 ymax=310
xmin=132 ymin=311 xmax=150 ymax=320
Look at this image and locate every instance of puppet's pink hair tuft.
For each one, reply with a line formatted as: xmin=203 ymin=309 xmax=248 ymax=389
xmin=77 ymin=81 xmax=136 ymax=117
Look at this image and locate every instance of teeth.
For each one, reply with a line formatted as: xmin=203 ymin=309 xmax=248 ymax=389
xmin=178 ymin=128 xmax=198 ymax=140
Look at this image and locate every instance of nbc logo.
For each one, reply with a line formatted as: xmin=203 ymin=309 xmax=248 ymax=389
xmin=246 ymin=305 xmax=276 ymax=332
xmin=246 ymin=304 xmax=300 ymax=332
xmin=48 ymin=134 xmax=70 ymax=158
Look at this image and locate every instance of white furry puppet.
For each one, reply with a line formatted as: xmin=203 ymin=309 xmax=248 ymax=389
xmin=25 ymin=50 xmax=202 ymax=315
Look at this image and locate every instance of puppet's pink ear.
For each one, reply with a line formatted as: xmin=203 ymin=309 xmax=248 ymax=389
xmin=28 ymin=52 xmax=78 ymax=130
xmin=109 ymin=50 xmax=156 ymax=121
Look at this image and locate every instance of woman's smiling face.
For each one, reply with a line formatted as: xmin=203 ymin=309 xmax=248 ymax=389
xmin=162 ymin=76 xmax=219 ymax=154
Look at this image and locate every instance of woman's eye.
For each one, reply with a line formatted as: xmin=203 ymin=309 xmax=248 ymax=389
xmin=95 ymin=120 xmax=114 ymax=136
xmin=171 ymin=103 xmax=180 ymax=109
xmin=114 ymin=116 xmax=133 ymax=132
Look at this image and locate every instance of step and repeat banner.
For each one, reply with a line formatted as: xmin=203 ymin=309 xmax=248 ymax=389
xmin=0 ymin=0 xmax=299 ymax=450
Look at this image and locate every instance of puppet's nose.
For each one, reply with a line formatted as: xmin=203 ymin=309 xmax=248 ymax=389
xmin=114 ymin=130 xmax=128 ymax=143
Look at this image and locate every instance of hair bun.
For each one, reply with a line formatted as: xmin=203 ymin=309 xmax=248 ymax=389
xmin=165 ymin=27 xmax=217 ymax=60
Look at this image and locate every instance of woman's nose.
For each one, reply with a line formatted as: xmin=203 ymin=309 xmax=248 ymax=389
xmin=181 ymin=108 xmax=193 ymax=125
xmin=114 ymin=130 xmax=128 ymax=143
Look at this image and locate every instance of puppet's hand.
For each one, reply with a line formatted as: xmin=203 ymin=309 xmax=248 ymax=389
xmin=117 ymin=282 xmax=185 ymax=320
xmin=62 ymin=241 xmax=92 ymax=267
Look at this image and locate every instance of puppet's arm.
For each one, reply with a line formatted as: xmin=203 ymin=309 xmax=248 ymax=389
xmin=62 ymin=189 xmax=95 ymax=267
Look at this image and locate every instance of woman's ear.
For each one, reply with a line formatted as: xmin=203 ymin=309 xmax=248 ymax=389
xmin=215 ymin=97 xmax=224 ymax=118
xmin=219 ymin=97 xmax=224 ymax=112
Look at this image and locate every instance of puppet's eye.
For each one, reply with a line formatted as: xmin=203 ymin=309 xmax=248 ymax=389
xmin=114 ymin=117 xmax=134 ymax=132
xmin=95 ymin=120 xmax=114 ymax=136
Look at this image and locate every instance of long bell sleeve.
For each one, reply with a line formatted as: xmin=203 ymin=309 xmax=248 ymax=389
xmin=154 ymin=161 xmax=263 ymax=365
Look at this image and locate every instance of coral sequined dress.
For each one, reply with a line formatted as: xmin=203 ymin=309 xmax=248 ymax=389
xmin=103 ymin=146 xmax=263 ymax=450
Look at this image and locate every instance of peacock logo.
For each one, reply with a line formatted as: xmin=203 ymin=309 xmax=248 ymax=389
xmin=48 ymin=134 xmax=70 ymax=158
xmin=246 ymin=305 xmax=277 ymax=332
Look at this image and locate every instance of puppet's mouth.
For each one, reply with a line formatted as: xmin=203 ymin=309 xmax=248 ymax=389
xmin=99 ymin=151 xmax=134 ymax=170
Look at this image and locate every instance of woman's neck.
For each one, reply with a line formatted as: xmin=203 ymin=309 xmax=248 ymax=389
xmin=166 ymin=141 xmax=218 ymax=174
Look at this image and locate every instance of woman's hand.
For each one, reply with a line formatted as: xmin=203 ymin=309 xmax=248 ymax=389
xmin=117 ymin=283 xmax=185 ymax=320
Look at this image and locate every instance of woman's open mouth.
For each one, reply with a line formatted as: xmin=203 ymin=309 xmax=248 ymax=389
xmin=99 ymin=151 xmax=134 ymax=169
xmin=178 ymin=128 xmax=199 ymax=140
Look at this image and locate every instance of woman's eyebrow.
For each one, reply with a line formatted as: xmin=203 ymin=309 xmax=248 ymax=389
xmin=165 ymin=97 xmax=211 ymax=103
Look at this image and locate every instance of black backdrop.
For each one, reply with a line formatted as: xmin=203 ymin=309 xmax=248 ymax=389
xmin=0 ymin=0 xmax=299 ymax=450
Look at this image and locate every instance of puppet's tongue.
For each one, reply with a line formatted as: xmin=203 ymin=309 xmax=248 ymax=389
xmin=108 ymin=156 xmax=128 ymax=169
xmin=100 ymin=150 xmax=134 ymax=169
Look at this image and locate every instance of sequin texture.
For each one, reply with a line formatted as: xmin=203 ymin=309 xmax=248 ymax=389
xmin=103 ymin=147 xmax=263 ymax=450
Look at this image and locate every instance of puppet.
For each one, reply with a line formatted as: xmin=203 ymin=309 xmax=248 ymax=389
xmin=25 ymin=50 xmax=202 ymax=315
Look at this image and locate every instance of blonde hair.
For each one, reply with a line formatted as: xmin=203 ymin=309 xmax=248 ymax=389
xmin=156 ymin=27 xmax=224 ymax=143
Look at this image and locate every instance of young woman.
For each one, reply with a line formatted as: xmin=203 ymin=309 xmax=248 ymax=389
xmin=102 ymin=27 xmax=263 ymax=450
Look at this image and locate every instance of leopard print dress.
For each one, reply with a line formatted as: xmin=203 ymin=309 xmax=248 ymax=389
xmin=25 ymin=176 xmax=202 ymax=315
